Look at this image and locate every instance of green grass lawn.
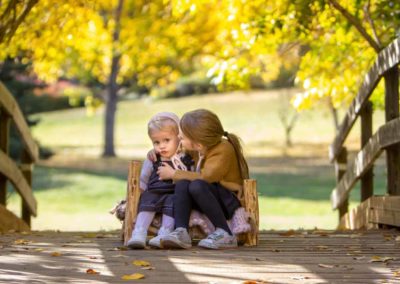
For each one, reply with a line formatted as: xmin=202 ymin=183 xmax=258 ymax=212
xmin=7 ymin=89 xmax=389 ymax=231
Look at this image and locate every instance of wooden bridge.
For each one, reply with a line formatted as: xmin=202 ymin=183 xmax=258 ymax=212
xmin=1 ymin=38 xmax=400 ymax=283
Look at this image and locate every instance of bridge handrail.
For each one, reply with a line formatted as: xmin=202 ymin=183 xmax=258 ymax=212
xmin=329 ymin=37 xmax=400 ymax=225
xmin=0 ymin=81 xmax=38 ymax=223
xmin=329 ymin=38 xmax=400 ymax=162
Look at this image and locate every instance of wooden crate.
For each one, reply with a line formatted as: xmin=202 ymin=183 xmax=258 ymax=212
xmin=122 ymin=160 xmax=259 ymax=246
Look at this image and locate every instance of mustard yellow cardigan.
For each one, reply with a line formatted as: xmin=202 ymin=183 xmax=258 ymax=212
xmin=173 ymin=139 xmax=243 ymax=192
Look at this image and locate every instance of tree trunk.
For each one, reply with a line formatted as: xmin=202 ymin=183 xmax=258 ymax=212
xmin=328 ymin=98 xmax=339 ymax=133
xmin=102 ymin=0 xmax=124 ymax=157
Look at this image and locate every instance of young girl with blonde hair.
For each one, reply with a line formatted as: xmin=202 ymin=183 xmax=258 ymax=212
xmin=158 ymin=109 xmax=249 ymax=249
xmin=127 ymin=112 xmax=193 ymax=249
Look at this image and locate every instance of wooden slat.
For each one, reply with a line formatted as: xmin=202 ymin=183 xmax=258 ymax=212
xmin=0 ymin=111 xmax=9 ymax=205
xmin=331 ymin=118 xmax=400 ymax=209
xmin=329 ymin=37 xmax=400 ymax=162
xmin=338 ymin=198 xmax=369 ymax=230
xmin=123 ymin=160 xmax=142 ymax=245
xmin=0 ymin=82 xmax=39 ymax=162
xmin=243 ymin=179 xmax=259 ymax=246
xmin=0 ymin=230 xmax=399 ymax=283
xmin=0 ymin=150 xmax=37 ymax=216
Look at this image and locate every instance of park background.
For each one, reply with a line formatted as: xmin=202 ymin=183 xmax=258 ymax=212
xmin=1 ymin=0 xmax=399 ymax=232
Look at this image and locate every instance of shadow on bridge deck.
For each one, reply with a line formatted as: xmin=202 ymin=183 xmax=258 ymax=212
xmin=0 ymin=230 xmax=399 ymax=283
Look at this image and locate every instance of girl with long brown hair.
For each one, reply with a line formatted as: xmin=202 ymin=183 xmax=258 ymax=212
xmin=158 ymin=109 xmax=249 ymax=249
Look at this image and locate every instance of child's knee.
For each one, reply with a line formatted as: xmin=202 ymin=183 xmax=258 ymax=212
xmin=188 ymin=179 xmax=208 ymax=196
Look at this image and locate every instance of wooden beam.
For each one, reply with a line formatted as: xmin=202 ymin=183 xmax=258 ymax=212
xmin=384 ymin=67 xmax=400 ymax=195
xmin=0 ymin=82 xmax=38 ymax=162
xmin=330 ymin=38 xmax=400 ymax=162
xmin=360 ymin=101 xmax=373 ymax=201
xmin=331 ymin=118 xmax=400 ymax=209
xmin=21 ymin=149 xmax=33 ymax=226
xmin=335 ymin=148 xmax=348 ymax=219
xmin=339 ymin=198 xmax=371 ymax=230
xmin=0 ymin=111 xmax=9 ymax=205
xmin=0 ymin=150 xmax=37 ymax=216
xmin=369 ymin=196 xmax=400 ymax=227
xmin=123 ymin=160 xmax=142 ymax=245
xmin=243 ymin=179 xmax=258 ymax=246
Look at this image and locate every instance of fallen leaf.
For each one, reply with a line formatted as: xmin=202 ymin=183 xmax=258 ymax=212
xmin=141 ymin=266 xmax=155 ymax=270
xmin=51 ymin=252 xmax=62 ymax=257
xmin=132 ymin=260 xmax=151 ymax=267
xmin=121 ymin=273 xmax=145 ymax=280
xmin=34 ymin=248 xmax=44 ymax=252
xmin=13 ymin=239 xmax=31 ymax=245
xmin=315 ymin=245 xmax=328 ymax=250
xmin=318 ymin=264 xmax=335 ymax=269
xmin=86 ymin=268 xmax=100 ymax=275
xmin=369 ymin=256 xmax=395 ymax=263
xmin=242 ymin=281 xmax=257 ymax=284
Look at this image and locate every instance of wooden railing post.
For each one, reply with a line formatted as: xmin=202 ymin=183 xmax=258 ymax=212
xmin=20 ymin=149 xmax=33 ymax=226
xmin=123 ymin=160 xmax=142 ymax=245
xmin=336 ymin=147 xmax=348 ymax=219
xmin=384 ymin=67 xmax=400 ymax=196
xmin=0 ymin=111 xmax=10 ymax=206
xmin=361 ymin=101 xmax=373 ymax=201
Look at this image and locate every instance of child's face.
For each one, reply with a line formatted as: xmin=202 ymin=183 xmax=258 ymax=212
xmin=150 ymin=129 xmax=180 ymax=159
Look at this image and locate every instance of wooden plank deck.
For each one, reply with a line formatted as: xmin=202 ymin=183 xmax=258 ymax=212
xmin=0 ymin=230 xmax=399 ymax=283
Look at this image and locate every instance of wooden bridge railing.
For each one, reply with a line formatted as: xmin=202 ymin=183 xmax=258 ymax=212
xmin=330 ymin=37 xmax=400 ymax=229
xmin=0 ymin=82 xmax=38 ymax=227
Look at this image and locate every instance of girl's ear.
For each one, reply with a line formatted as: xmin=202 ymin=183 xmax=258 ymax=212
xmin=193 ymin=142 xmax=205 ymax=153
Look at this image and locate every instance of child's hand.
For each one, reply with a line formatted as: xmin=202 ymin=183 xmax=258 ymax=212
xmin=157 ymin=163 xmax=175 ymax=180
xmin=147 ymin=149 xmax=157 ymax=161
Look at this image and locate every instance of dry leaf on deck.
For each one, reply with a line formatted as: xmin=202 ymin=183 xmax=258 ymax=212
xmin=369 ymin=256 xmax=395 ymax=263
xmin=132 ymin=260 xmax=151 ymax=267
xmin=86 ymin=268 xmax=100 ymax=275
xmin=121 ymin=273 xmax=145 ymax=280
xmin=51 ymin=252 xmax=62 ymax=257
xmin=315 ymin=245 xmax=328 ymax=250
xmin=318 ymin=264 xmax=335 ymax=269
xmin=13 ymin=239 xmax=31 ymax=245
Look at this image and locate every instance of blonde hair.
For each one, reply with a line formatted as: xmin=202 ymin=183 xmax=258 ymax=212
xmin=180 ymin=109 xmax=249 ymax=179
xmin=147 ymin=112 xmax=180 ymax=136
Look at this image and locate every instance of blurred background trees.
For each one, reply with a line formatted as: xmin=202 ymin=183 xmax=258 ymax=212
xmin=1 ymin=0 xmax=399 ymax=156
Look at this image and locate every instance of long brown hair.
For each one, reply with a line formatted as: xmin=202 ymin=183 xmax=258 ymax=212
xmin=180 ymin=109 xmax=249 ymax=179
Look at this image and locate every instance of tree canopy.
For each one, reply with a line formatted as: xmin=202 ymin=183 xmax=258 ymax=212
xmin=1 ymin=0 xmax=398 ymax=154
